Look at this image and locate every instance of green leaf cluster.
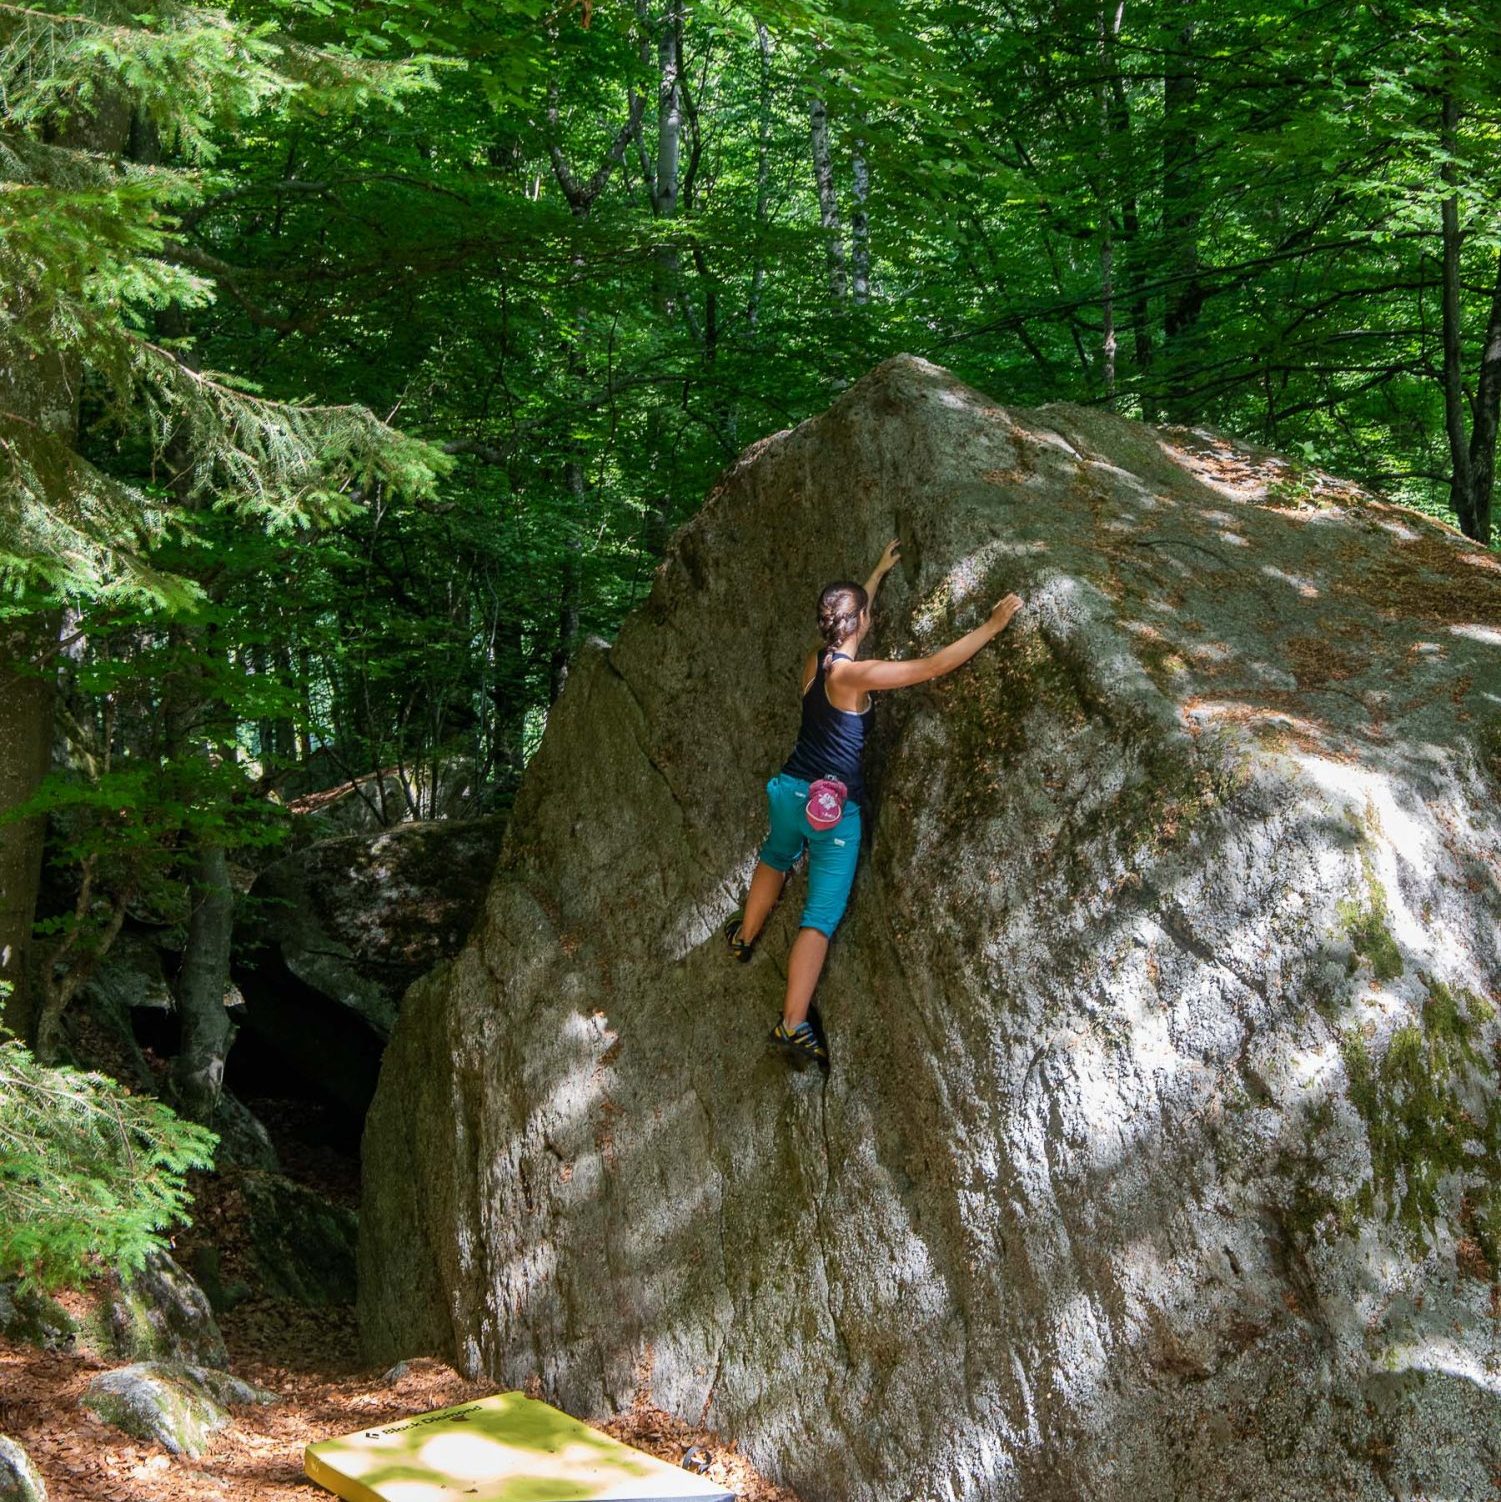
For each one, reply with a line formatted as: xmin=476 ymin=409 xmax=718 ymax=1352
xmin=0 ymin=1030 xmax=216 ymax=1292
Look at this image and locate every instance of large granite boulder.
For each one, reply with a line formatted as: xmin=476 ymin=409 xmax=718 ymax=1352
xmin=359 ymin=356 xmax=1501 ymax=1501
xmin=234 ymin=817 xmax=503 ymax=1115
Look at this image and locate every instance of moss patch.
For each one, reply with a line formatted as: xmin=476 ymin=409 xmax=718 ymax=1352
xmin=1337 ymin=873 xmax=1403 ymax=982
xmin=1341 ymin=978 xmax=1500 ymax=1253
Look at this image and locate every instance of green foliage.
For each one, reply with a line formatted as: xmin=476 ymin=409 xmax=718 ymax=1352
xmin=0 ymin=1032 xmax=216 ymax=1292
xmin=0 ymin=0 xmax=447 ymax=611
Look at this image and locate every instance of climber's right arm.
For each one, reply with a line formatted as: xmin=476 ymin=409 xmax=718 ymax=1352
xmin=837 ymin=594 xmax=1022 ymax=691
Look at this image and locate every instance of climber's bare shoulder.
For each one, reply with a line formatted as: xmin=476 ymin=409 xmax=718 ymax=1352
xmin=800 ymin=648 xmax=818 ymax=695
xmin=823 ymin=656 xmax=871 ymax=713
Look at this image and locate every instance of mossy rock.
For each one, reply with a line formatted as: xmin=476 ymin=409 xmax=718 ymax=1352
xmin=103 ymin=1250 xmax=228 ymax=1369
xmin=0 ymin=1436 xmax=46 ymax=1502
xmin=0 ymin=1283 xmax=74 ymax=1352
xmin=80 ymin=1362 xmax=276 ymax=1458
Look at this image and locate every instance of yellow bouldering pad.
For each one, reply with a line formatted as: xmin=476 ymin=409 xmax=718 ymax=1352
xmin=303 ymin=1390 xmax=736 ymax=1502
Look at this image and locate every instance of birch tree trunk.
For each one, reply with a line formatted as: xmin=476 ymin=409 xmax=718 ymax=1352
xmin=810 ymin=93 xmax=847 ymax=301
xmin=851 ymin=128 xmax=871 ymax=306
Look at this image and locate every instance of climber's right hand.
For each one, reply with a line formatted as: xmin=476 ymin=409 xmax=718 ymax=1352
xmin=989 ymin=594 xmax=1023 ymax=633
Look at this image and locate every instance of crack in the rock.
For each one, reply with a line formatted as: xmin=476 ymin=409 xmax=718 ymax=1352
xmin=812 ymin=1078 xmax=852 ymax=1368
xmin=687 ymin=1078 xmax=733 ymax=1428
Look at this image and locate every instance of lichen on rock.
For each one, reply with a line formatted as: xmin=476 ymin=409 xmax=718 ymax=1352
xmin=360 ymin=356 xmax=1501 ymax=1502
xmin=80 ymin=1361 xmax=275 ymax=1457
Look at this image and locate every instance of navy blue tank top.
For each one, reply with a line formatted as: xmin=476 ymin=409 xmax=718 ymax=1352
xmin=781 ymin=650 xmax=872 ymax=801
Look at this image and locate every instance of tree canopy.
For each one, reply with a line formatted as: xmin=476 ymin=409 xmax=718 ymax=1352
xmin=2 ymin=0 xmax=1499 ymax=1125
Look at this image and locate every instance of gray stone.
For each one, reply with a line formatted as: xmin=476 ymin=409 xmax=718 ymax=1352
xmin=209 ymin=1088 xmax=279 ymax=1172
xmin=0 ymin=1435 xmax=45 ymax=1502
xmin=106 ymin=1249 xmax=228 ymax=1368
xmin=0 ymin=1283 xmax=73 ymax=1351
xmin=80 ymin=1362 xmax=275 ymax=1458
xmin=359 ymin=356 xmax=1501 ymax=1502
xmin=239 ymin=1170 xmax=358 ymax=1305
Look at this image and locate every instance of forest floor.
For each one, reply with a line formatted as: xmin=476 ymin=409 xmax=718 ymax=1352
xmin=0 ymin=1089 xmax=801 ymax=1502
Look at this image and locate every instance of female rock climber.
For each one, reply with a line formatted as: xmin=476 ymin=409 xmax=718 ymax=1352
xmin=726 ymin=538 xmax=1024 ymax=1065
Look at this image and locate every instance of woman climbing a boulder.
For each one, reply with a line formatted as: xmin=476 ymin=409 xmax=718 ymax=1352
xmin=726 ymin=538 xmax=1023 ymax=1065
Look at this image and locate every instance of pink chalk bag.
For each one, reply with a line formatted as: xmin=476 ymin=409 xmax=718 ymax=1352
xmin=804 ymin=777 xmax=849 ymax=832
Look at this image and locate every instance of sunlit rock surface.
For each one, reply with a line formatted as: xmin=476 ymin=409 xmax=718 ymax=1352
xmin=360 ymin=355 xmax=1501 ymax=1501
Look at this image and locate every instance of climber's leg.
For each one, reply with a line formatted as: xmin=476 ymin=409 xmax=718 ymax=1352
xmin=737 ymin=860 xmax=788 ymax=947
xmin=777 ymin=804 xmax=861 ymax=1030
xmin=730 ymin=775 xmax=807 ymax=957
xmin=780 ymin=928 xmax=830 ymax=1030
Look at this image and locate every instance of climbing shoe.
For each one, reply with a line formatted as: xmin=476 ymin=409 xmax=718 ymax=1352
xmin=769 ymin=1019 xmax=828 ymax=1067
xmin=724 ymin=911 xmax=755 ymax=963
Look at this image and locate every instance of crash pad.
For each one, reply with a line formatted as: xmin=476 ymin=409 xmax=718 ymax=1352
xmin=303 ymin=1390 xmax=736 ymax=1502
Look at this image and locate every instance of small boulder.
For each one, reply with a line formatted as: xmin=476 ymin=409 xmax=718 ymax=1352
xmin=0 ymin=1283 xmax=74 ymax=1351
xmin=80 ymin=1362 xmax=275 ymax=1458
xmin=105 ymin=1249 xmax=228 ymax=1369
xmin=239 ymin=1170 xmax=358 ymax=1305
xmin=0 ymin=1435 xmax=46 ymax=1502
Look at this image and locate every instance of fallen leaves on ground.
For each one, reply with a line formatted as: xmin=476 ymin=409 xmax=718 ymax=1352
xmin=2 ymin=1305 xmax=804 ymax=1500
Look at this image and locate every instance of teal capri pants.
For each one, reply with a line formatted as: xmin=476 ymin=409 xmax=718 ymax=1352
xmin=758 ymin=771 xmax=862 ymax=937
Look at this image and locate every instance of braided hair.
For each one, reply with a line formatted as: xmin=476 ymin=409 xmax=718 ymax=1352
xmin=817 ymin=581 xmax=869 ymax=651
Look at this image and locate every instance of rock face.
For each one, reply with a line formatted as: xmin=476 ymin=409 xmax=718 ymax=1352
xmin=360 ymin=357 xmax=1501 ymax=1501
xmin=235 ymin=817 xmax=503 ymax=1115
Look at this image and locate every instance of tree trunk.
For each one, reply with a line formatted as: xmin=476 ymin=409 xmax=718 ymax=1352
xmin=171 ymin=842 xmax=236 ymax=1120
xmin=810 ymin=93 xmax=847 ymax=301
xmin=749 ymin=23 xmax=774 ymax=332
xmin=1108 ymin=61 xmax=1151 ymax=390
xmin=1096 ymin=1 xmax=1119 ymax=400
xmin=550 ymin=471 xmax=584 ymax=706
xmin=648 ymin=0 xmax=685 ymax=314
xmin=851 ymin=128 xmax=870 ymax=306
xmin=1439 ymin=82 xmax=1477 ymax=538
xmin=0 ymin=614 xmax=60 ymax=1041
xmin=1463 ymin=249 xmax=1501 ymax=547
xmin=654 ymin=0 xmax=684 ymax=219
xmin=1161 ymin=3 xmax=1202 ymax=421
